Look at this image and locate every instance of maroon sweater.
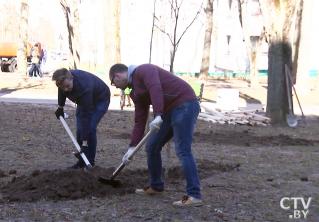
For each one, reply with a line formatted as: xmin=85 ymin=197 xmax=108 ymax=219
xmin=129 ymin=64 xmax=196 ymax=146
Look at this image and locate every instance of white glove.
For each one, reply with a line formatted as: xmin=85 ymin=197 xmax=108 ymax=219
xmin=122 ymin=147 xmax=135 ymax=165
xmin=149 ymin=115 xmax=163 ymax=131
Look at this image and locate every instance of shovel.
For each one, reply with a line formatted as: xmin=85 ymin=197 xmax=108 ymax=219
xmin=284 ymin=65 xmax=298 ymax=127
xmin=285 ymin=64 xmax=306 ymax=124
xmin=59 ymin=116 xmax=93 ymax=169
xmin=98 ymin=128 xmax=156 ymax=187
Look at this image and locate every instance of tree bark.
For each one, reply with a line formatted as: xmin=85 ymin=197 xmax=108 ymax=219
xmin=267 ymin=40 xmax=291 ymax=124
xmin=169 ymin=48 xmax=176 ymax=73
xmin=149 ymin=0 xmax=157 ymax=63
xmin=72 ymin=1 xmax=80 ymax=69
xmin=280 ymin=0 xmax=303 ymax=84
xmin=114 ymin=1 xmax=121 ymax=64
xmin=296 ymin=0 xmax=313 ymax=90
xmin=259 ymin=0 xmax=298 ymax=124
xmin=237 ymin=0 xmax=261 ymax=87
xmin=104 ymin=0 xmax=121 ymax=72
xmin=291 ymin=0 xmax=303 ymax=84
xmin=17 ymin=0 xmax=29 ymax=76
xmin=199 ymin=0 xmax=214 ymax=78
xmin=60 ymin=0 xmax=80 ymax=69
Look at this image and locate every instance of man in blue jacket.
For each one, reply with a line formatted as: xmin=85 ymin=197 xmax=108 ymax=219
xmin=52 ymin=68 xmax=110 ymax=169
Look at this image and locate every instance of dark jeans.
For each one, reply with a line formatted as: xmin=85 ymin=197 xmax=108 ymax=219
xmin=146 ymin=100 xmax=201 ymax=199
xmin=76 ymin=99 xmax=109 ymax=165
xmin=29 ymin=63 xmax=42 ymax=77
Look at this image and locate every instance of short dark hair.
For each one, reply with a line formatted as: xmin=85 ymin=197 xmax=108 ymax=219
xmin=52 ymin=68 xmax=73 ymax=85
xmin=109 ymin=64 xmax=128 ymax=81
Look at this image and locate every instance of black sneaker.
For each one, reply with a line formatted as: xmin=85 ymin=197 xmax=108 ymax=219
xmin=68 ymin=161 xmax=85 ymax=169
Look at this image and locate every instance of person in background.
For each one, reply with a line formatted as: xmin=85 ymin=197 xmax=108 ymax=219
xmin=40 ymin=46 xmax=47 ymax=73
xmin=29 ymin=43 xmax=42 ymax=77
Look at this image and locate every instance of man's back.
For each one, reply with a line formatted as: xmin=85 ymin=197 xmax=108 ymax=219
xmin=131 ymin=64 xmax=196 ymax=114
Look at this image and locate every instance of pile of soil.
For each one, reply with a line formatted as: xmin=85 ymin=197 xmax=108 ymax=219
xmin=0 ymin=160 xmax=238 ymax=202
xmin=0 ymin=167 xmax=146 ymax=202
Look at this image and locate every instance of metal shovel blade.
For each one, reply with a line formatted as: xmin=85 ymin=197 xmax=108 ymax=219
xmin=286 ymin=113 xmax=298 ymax=128
xmin=97 ymin=177 xmax=122 ymax=187
xmin=97 ymin=163 xmax=125 ymax=187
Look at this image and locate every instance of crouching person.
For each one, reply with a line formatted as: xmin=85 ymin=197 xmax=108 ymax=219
xmin=52 ymin=68 xmax=110 ymax=168
xmin=109 ymin=63 xmax=202 ymax=207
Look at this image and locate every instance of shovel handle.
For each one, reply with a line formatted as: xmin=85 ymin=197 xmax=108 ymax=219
xmin=128 ymin=128 xmax=155 ymax=159
xmin=285 ymin=64 xmax=305 ymax=118
xmin=284 ymin=65 xmax=293 ymax=112
xmin=59 ymin=116 xmax=92 ymax=168
xmin=110 ymin=163 xmax=125 ymax=180
xmin=111 ymin=128 xmax=156 ymax=179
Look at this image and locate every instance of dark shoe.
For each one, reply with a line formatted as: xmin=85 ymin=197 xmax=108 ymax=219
xmin=68 ymin=161 xmax=85 ymax=169
xmin=135 ymin=186 xmax=164 ymax=195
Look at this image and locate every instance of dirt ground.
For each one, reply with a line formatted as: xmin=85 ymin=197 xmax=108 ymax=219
xmin=1 ymin=102 xmax=319 ymax=221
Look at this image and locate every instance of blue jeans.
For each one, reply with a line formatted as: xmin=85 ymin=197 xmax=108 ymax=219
xmin=146 ymin=100 xmax=201 ymax=199
xmin=76 ymin=99 xmax=109 ymax=165
xmin=29 ymin=63 xmax=42 ymax=77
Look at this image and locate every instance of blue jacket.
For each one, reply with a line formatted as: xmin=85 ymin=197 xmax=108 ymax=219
xmin=58 ymin=70 xmax=110 ymax=140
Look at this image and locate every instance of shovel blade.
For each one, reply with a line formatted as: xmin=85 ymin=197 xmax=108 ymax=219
xmin=98 ymin=176 xmax=122 ymax=187
xmin=287 ymin=114 xmax=298 ymax=127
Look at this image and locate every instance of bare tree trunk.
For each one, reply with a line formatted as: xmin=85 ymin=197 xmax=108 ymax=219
xmin=249 ymin=36 xmax=260 ymax=87
xmin=237 ymin=0 xmax=261 ymax=87
xmin=104 ymin=0 xmax=121 ymax=72
xmin=17 ymin=0 xmax=29 ymax=77
xmin=296 ymin=0 xmax=314 ymax=90
xmin=291 ymin=0 xmax=303 ymax=84
xmin=199 ymin=0 xmax=214 ymax=78
xmin=72 ymin=1 xmax=80 ymax=69
xmin=149 ymin=0 xmax=157 ymax=63
xmin=170 ymin=0 xmax=179 ymax=73
xmin=267 ymin=40 xmax=291 ymax=124
xmin=265 ymin=2 xmax=287 ymax=124
xmin=114 ymin=0 xmax=121 ymax=63
xmin=169 ymin=48 xmax=176 ymax=73
xmin=60 ymin=0 xmax=80 ymax=69
xmin=281 ymin=0 xmax=303 ymax=85
xmin=169 ymin=0 xmax=179 ymax=73
xmin=259 ymin=0 xmax=298 ymax=124
xmin=156 ymin=0 xmax=202 ymax=74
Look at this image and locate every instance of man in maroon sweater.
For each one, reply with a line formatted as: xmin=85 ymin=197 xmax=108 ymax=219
xmin=109 ymin=64 xmax=202 ymax=206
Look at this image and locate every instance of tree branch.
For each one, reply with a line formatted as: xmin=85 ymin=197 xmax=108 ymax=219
xmin=154 ymin=24 xmax=174 ymax=45
xmin=176 ymin=2 xmax=203 ymax=47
